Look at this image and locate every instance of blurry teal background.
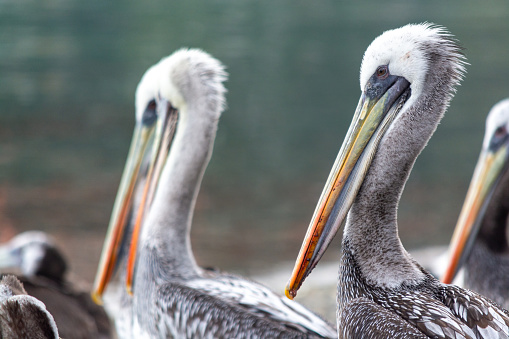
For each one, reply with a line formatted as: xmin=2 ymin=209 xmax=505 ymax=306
xmin=0 ymin=1 xmax=508 ymax=282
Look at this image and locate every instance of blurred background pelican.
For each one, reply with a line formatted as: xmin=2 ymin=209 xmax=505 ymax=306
xmin=0 ymin=231 xmax=112 ymax=338
xmin=442 ymin=99 xmax=509 ymax=309
xmin=0 ymin=1 xmax=508 ymax=323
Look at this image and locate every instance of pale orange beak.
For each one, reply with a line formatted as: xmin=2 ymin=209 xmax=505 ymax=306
xmin=125 ymin=99 xmax=179 ymax=294
xmin=442 ymin=146 xmax=508 ymax=284
xmin=285 ymin=77 xmax=411 ymax=299
xmin=92 ymin=123 xmax=155 ymax=304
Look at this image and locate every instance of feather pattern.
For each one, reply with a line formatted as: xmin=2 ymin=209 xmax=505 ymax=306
xmin=289 ymin=23 xmax=509 ymax=338
xmin=339 ymin=240 xmax=509 ymax=338
xmin=0 ymin=275 xmax=59 ymax=339
xmin=104 ymin=49 xmax=337 ymax=338
xmin=0 ymin=231 xmax=112 ymax=339
xmin=336 ymin=24 xmax=509 ymax=338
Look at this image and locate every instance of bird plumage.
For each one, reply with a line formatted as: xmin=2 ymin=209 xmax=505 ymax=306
xmin=0 ymin=274 xmax=59 ymax=339
xmin=286 ymin=23 xmax=509 ymax=338
xmin=94 ymin=49 xmax=336 ymax=338
xmin=0 ymin=231 xmax=112 ymax=339
xmin=443 ymin=99 xmax=509 ymax=309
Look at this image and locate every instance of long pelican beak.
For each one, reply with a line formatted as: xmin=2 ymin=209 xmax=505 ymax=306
xmin=126 ymin=99 xmax=179 ymax=294
xmin=285 ymin=75 xmax=410 ymax=299
xmin=92 ymin=121 xmax=155 ymax=304
xmin=441 ymin=145 xmax=508 ymax=284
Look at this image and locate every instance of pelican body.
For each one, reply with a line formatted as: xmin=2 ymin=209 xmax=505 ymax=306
xmin=285 ymin=24 xmax=509 ymax=338
xmin=443 ymin=99 xmax=509 ymax=309
xmin=0 ymin=274 xmax=59 ymax=339
xmin=92 ymin=49 xmax=336 ymax=338
xmin=0 ymin=231 xmax=112 ymax=339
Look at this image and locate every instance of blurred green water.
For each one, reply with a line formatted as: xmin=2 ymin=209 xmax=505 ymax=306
xmin=0 ymin=0 xmax=508 ymax=280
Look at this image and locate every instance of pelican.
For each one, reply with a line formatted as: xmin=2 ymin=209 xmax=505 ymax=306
xmin=285 ymin=24 xmax=509 ymax=338
xmin=0 ymin=231 xmax=113 ymax=339
xmin=0 ymin=232 xmax=67 ymax=282
xmin=442 ymin=98 xmax=509 ymax=309
xmin=92 ymin=49 xmax=337 ymax=338
xmin=0 ymin=274 xmax=59 ymax=338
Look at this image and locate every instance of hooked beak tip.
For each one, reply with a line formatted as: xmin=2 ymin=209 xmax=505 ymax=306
xmin=126 ymin=283 xmax=134 ymax=296
xmin=284 ymin=283 xmax=297 ymax=300
xmin=441 ymin=271 xmax=453 ymax=285
xmin=91 ymin=292 xmax=104 ymax=305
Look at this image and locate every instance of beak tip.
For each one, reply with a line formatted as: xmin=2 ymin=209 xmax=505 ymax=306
xmin=441 ymin=270 xmax=453 ymax=285
xmin=91 ymin=291 xmax=104 ymax=305
xmin=126 ymin=284 xmax=134 ymax=296
xmin=284 ymin=283 xmax=297 ymax=300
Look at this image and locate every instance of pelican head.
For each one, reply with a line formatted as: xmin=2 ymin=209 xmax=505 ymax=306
xmin=442 ymin=98 xmax=509 ymax=284
xmin=92 ymin=49 xmax=227 ymax=302
xmin=92 ymin=61 xmax=161 ymax=303
xmin=286 ymin=23 xmax=466 ymax=299
xmin=0 ymin=231 xmax=67 ymax=282
xmin=124 ymin=48 xmax=227 ymax=293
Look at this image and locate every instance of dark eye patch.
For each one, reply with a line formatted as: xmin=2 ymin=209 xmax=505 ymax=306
xmin=142 ymin=99 xmax=157 ymax=126
xmin=489 ymin=125 xmax=509 ymax=151
xmin=495 ymin=126 xmax=506 ymax=138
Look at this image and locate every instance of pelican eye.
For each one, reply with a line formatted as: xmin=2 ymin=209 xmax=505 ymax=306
xmin=489 ymin=125 xmax=509 ymax=151
xmin=376 ymin=66 xmax=389 ymax=79
xmin=495 ymin=126 xmax=507 ymax=138
xmin=142 ymin=99 xmax=157 ymax=126
xmin=147 ymin=100 xmax=156 ymax=111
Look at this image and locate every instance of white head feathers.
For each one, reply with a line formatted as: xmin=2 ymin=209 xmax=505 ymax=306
xmin=484 ymin=98 xmax=509 ymax=150
xmin=360 ymin=23 xmax=466 ymax=104
xmin=134 ymin=49 xmax=227 ymax=124
xmin=135 ymin=62 xmax=160 ymax=123
xmin=157 ymin=48 xmax=227 ymax=120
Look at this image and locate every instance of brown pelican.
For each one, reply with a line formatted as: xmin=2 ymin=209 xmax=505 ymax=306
xmin=0 ymin=231 xmax=113 ymax=339
xmin=442 ymin=98 xmax=509 ymax=309
xmin=92 ymin=49 xmax=337 ymax=338
xmin=0 ymin=274 xmax=59 ymax=338
xmin=285 ymin=24 xmax=509 ymax=338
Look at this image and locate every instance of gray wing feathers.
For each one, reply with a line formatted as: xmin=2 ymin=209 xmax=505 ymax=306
xmin=339 ymin=297 xmax=427 ymax=339
xmin=186 ymin=275 xmax=336 ymax=338
xmin=387 ymin=290 xmax=476 ymax=338
xmin=440 ymin=285 xmax=509 ymax=338
xmin=156 ymin=282 xmax=331 ymax=338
